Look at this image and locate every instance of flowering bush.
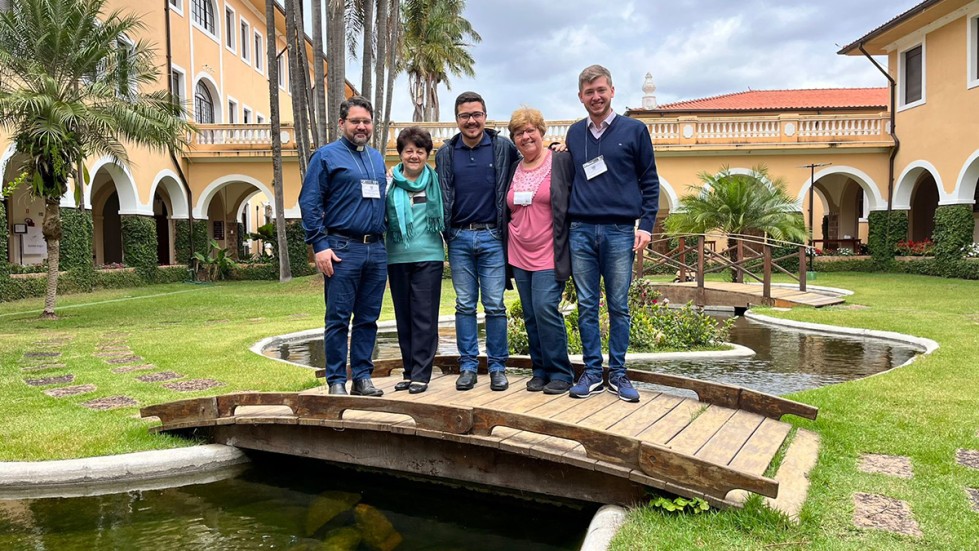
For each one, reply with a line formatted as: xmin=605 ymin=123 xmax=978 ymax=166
xmin=896 ymin=238 xmax=935 ymax=256
xmin=962 ymin=242 xmax=979 ymax=259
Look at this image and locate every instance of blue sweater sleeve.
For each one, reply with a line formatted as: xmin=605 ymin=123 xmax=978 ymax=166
xmin=634 ymin=124 xmax=660 ymax=233
xmin=299 ymin=148 xmax=331 ymax=253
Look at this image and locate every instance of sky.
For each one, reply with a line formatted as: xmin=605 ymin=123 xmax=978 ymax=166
xmin=343 ymin=0 xmax=924 ymax=123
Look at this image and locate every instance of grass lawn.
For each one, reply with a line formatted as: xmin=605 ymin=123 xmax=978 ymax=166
xmin=613 ymin=272 xmax=979 ymax=550
xmin=2 ymin=272 xmax=977 ymax=548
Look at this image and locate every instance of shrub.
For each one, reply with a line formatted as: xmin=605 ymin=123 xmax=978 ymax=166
xmin=0 ymin=200 xmax=8 ymax=277
xmin=867 ymin=210 xmax=908 ymax=268
xmin=963 ymin=243 xmax=979 ymax=258
xmin=174 ymin=219 xmax=208 ymax=265
xmin=895 ymin=238 xmax=934 ymax=256
xmin=60 ymin=208 xmax=95 ymax=291
xmin=121 ymin=215 xmax=158 ymax=281
xmin=932 ymin=204 xmax=974 ymax=265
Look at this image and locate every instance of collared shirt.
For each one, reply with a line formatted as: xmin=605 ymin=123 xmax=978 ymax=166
xmin=450 ymin=132 xmax=497 ymax=226
xmin=588 ymin=110 xmax=616 ymax=139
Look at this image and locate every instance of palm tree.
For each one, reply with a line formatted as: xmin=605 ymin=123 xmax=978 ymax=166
xmin=0 ymin=0 xmax=191 ymax=319
xmin=402 ymin=0 xmax=480 ymax=121
xmin=665 ymin=166 xmax=807 ymax=281
xmin=267 ymin=0 xmax=290 ymax=282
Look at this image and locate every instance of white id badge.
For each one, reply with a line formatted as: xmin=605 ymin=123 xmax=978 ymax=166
xmin=361 ymin=180 xmax=381 ymax=199
xmin=583 ymin=155 xmax=608 ymax=180
xmin=514 ymin=191 xmax=533 ymax=206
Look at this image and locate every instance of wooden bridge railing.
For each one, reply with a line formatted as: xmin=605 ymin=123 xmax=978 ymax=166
xmin=635 ymin=233 xmax=813 ymax=298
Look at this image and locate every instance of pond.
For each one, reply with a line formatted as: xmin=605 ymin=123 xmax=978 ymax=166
xmin=0 ymin=453 xmax=594 ymax=550
xmin=264 ymin=315 xmax=921 ymax=396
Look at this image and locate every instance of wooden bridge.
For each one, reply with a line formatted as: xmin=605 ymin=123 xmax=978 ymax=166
xmin=637 ymin=233 xmax=844 ymax=308
xmin=142 ymin=357 xmax=818 ymax=508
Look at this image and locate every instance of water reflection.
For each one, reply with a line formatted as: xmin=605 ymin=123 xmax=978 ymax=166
xmin=268 ymin=316 xmax=919 ymax=396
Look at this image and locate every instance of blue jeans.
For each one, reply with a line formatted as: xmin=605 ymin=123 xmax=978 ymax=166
xmin=512 ymin=267 xmax=574 ymax=383
xmin=569 ymin=222 xmax=635 ymax=379
xmin=322 ymin=236 xmax=388 ymax=385
xmin=447 ymin=228 xmax=507 ymax=373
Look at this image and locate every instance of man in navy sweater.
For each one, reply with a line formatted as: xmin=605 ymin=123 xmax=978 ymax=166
xmin=299 ymin=96 xmax=388 ymax=397
xmin=565 ymin=65 xmax=660 ymax=403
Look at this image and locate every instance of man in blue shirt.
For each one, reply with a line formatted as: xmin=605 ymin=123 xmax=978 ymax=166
xmin=435 ymin=92 xmax=518 ymax=392
xmin=565 ymin=65 xmax=660 ymax=403
xmin=299 ymin=96 xmax=388 ymax=396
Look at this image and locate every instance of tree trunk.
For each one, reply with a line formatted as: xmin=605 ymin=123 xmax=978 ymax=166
xmin=285 ymin=0 xmax=309 ymax=178
xmin=41 ymin=199 xmax=61 ymax=319
xmin=326 ymin=0 xmax=346 ymax=142
xmin=311 ymin=0 xmax=328 ymax=147
xmin=371 ymin=0 xmax=387 ymax=149
xmin=360 ymin=0 xmax=374 ymax=102
xmin=380 ymin=0 xmax=399 ymax=151
xmin=267 ymin=0 xmax=291 ymax=281
xmin=410 ymin=74 xmax=424 ymax=122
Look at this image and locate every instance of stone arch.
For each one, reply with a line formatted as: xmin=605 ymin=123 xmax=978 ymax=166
xmin=192 ymin=72 xmax=222 ymax=124
xmin=85 ymin=156 xmax=140 ymax=213
xmin=195 ymin=174 xmax=275 ymax=219
xmin=893 ymin=161 xmax=944 ymax=210
xmin=796 ymin=165 xmax=884 ymax=212
xmin=197 ymin=174 xmax=275 ymax=257
xmin=952 ymin=149 xmax=979 ymax=206
xmin=149 ymin=169 xmax=190 ymax=219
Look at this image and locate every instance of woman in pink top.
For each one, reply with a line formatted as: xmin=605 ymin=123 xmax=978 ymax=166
xmin=503 ymin=107 xmax=575 ymax=394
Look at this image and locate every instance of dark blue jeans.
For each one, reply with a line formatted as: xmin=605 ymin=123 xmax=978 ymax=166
xmin=447 ymin=227 xmax=507 ymax=373
xmin=322 ymin=236 xmax=388 ymax=385
xmin=512 ymin=267 xmax=574 ymax=383
xmin=569 ymin=222 xmax=635 ymax=379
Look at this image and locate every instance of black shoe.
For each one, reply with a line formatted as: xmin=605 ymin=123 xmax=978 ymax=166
xmin=408 ymin=382 xmax=428 ymax=394
xmin=526 ymin=377 xmax=546 ymax=392
xmin=456 ymin=371 xmax=477 ymax=391
xmin=328 ymin=383 xmax=347 ymax=395
xmin=542 ymin=380 xmax=572 ymax=394
xmin=351 ymin=378 xmax=383 ymax=397
xmin=394 ymin=380 xmax=411 ymax=392
xmin=490 ymin=371 xmax=509 ymax=391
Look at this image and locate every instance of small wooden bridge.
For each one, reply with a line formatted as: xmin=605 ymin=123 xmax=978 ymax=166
xmin=143 ymin=357 xmax=817 ymax=508
xmin=636 ymin=233 xmax=844 ymax=308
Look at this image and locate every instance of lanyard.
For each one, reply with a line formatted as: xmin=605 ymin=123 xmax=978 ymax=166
xmin=344 ymin=144 xmax=378 ymax=183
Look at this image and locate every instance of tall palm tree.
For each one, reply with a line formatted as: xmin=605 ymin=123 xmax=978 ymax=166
xmin=666 ymin=166 xmax=807 ymax=280
xmin=402 ymin=0 xmax=480 ymax=121
xmin=0 ymin=0 xmax=191 ymax=319
xmin=267 ymin=0 xmax=290 ymax=281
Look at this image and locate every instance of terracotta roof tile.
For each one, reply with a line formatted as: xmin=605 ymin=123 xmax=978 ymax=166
xmin=655 ymin=88 xmax=889 ymax=112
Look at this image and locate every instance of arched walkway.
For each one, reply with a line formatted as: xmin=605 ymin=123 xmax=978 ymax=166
xmin=197 ymin=175 xmax=274 ymax=258
xmin=798 ymin=166 xmax=882 ymax=252
xmin=89 ymin=161 xmax=138 ymax=266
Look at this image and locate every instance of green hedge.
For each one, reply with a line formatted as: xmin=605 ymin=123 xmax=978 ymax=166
xmin=0 ymin=266 xmax=189 ymax=303
xmin=285 ymin=219 xmax=314 ymax=277
xmin=867 ymin=210 xmax=908 ymax=268
xmin=932 ymin=204 xmax=974 ymax=265
xmin=0 ymin=200 xmax=8 ymax=277
xmin=121 ymin=215 xmax=157 ymax=281
xmin=60 ymin=208 xmax=95 ymax=291
xmin=174 ymin=219 xmax=208 ymax=265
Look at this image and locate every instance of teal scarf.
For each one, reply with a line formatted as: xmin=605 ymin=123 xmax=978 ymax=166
xmin=386 ymin=163 xmax=444 ymax=243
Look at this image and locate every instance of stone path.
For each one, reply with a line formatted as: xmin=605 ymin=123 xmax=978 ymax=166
xmin=18 ymin=331 xmax=227 ymax=414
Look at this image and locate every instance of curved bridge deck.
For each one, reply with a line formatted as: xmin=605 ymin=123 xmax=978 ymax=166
xmin=142 ymin=358 xmax=817 ymax=508
xmin=654 ymin=281 xmax=845 ymax=309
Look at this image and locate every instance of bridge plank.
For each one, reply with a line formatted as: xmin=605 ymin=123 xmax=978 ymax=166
xmin=727 ymin=418 xmax=792 ymax=475
xmin=636 ymin=399 xmax=704 ymax=444
xmin=666 ymin=406 xmax=737 ymax=455
xmin=605 ymin=393 xmax=683 ymax=438
xmin=295 ymin=395 xmax=473 ymax=434
xmin=639 ymin=442 xmax=779 ymax=499
xmin=695 ymin=410 xmax=766 ymax=466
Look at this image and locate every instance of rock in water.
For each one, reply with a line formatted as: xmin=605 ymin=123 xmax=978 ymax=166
xmin=305 ymin=491 xmax=362 ymax=536
xmin=320 ymin=527 xmax=363 ymax=551
xmin=353 ymin=504 xmax=403 ymax=551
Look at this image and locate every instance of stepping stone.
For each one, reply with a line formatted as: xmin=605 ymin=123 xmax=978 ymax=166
xmin=25 ymin=374 xmax=74 ymax=387
xmin=44 ymin=384 xmax=97 ymax=398
xmin=94 ymin=351 xmax=131 ymax=358
xmin=858 ymin=454 xmax=914 ymax=479
xmin=24 ymin=351 xmax=61 ymax=359
xmin=852 ymin=493 xmax=921 ymax=538
xmin=967 ymin=488 xmax=979 ymax=513
xmin=135 ymin=371 xmax=182 ymax=383
xmin=82 ymin=396 xmax=138 ymax=410
xmin=955 ymin=449 xmax=979 ymax=470
xmin=111 ymin=364 xmax=156 ymax=373
xmin=22 ymin=363 xmax=67 ymax=372
xmin=162 ymin=379 xmax=223 ymax=392
xmin=106 ymin=355 xmax=143 ymax=365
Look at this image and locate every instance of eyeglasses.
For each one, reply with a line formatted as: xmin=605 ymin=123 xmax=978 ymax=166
xmin=344 ymin=118 xmax=373 ymax=126
xmin=456 ymin=111 xmax=486 ymax=121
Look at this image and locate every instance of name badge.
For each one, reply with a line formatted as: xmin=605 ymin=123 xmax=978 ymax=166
xmin=583 ymin=155 xmax=607 ymax=180
xmin=514 ymin=191 xmax=533 ymax=206
xmin=361 ymin=180 xmax=380 ymax=199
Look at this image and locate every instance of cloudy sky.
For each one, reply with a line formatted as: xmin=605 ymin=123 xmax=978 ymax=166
xmin=347 ymin=0 xmax=923 ymax=123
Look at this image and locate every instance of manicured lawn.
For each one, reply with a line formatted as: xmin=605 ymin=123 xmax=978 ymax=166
xmin=613 ymin=272 xmax=979 ymax=550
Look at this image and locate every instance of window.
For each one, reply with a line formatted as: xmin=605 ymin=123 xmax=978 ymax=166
xmin=969 ymin=15 xmax=979 ymax=88
xmin=257 ymin=114 xmax=265 ymax=124
xmin=240 ymin=20 xmax=250 ymax=62
xmin=225 ymin=7 xmax=236 ymax=51
xmin=900 ymin=43 xmax=924 ymax=108
xmin=228 ymin=98 xmax=238 ymax=123
xmin=277 ymin=54 xmax=286 ymax=89
xmin=168 ymin=0 xmax=182 ymax=15
xmin=195 ymin=81 xmax=215 ymax=124
xmin=191 ymin=0 xmax=216 ymax=36
xmin=114 ymin=38 xmax=136 ymax=98
xmin=254 ymin=32 xmax=263 ymax=71
xmin=170 ymin=66 xmax=186 ymax=118
xmin=243 ymin=107 xmax=252 ymax=124
xmin=213 ymin=220 xmax=225 ymax=240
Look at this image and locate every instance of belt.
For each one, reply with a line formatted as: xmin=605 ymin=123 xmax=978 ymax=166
xmin=328 ymin=230 xmax=383 ymax=244
xmin=453 ymin=223 xmax=496 ymax=230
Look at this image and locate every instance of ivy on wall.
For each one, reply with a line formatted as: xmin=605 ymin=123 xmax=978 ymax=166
xmin=121 ymin=215 xmax=158 ymax=281
xmin=932 ymin=204 xmax=974 ymax=265
xmin=174 ymin=219 xmax=208 ymax=265
xmin=867 ymin=210 xmax=908 ymax=269
xmin=285 ymin=219 xmax=314 ymax=277
xmin=60 ymin=208 xmax=95 ymax=291
xmin=0 ymin=200 xmax=9 ymax=277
